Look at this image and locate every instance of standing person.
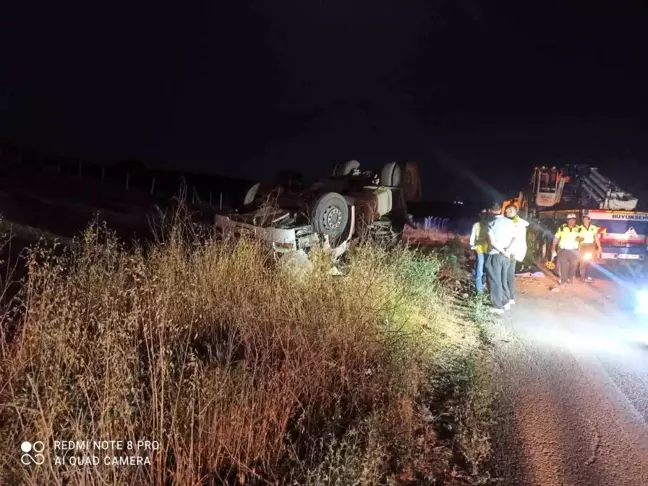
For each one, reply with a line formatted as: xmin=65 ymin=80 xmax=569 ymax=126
xmin=469 ymin=209 xmax=489 ymax=295
xmin=503 ymin=204 xmax=530 ymax=305
xmin=551 ymin=213 xmax=581 ymax=285
xmin=577 ymin=211 xmax=602 ymax=282
xmin=485 ymin=202 xmax=516 ymax=314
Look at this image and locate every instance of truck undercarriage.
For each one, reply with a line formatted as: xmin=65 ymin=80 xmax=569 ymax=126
xmin=215 ymin=161 xmax=421 ymax=260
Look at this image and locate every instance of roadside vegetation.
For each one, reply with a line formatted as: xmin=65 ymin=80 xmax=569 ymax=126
xmin=0 ymin=209 xmax=495 ymax=485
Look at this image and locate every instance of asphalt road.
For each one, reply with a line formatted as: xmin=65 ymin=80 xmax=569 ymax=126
xmin=490 ymin=270 xmax=648 ymax=486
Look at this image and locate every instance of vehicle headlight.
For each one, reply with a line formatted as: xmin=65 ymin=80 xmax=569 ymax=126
xmin=583 ymin=252 xmax=593 ymax=261
xmin=635 ymin=290 xmax=648 ymax=316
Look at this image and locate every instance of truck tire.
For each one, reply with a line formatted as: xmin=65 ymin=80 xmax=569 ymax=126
xmin=380 ymin=161 xmax=403 ymax=187
xmin=311 ymin=192 xmax=350 ymax=240
xmin=333 ymin=160 xmax=360 ymax=177
xmin=243 ymin=182 xmax=260 ymax=206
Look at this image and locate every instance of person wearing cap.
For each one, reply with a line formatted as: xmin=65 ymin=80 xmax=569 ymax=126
xmin=469 ymin=209 xmax=489 ymax=294
xmin=551 ymin=213 xmax=581 ymax=285
xmin=503 ymin=203 xmax=530 ymax=305
xmin=485 ymin=201 xmax=516 ymax=314
xmin=577 ymin=212 xmax=602 ymax=282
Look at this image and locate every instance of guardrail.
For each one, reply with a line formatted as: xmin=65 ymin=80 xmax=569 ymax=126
xmin=411 ymin=215 xmax=473 ymax=236
xmin=420 ymin=216 xmax=450 ymax=231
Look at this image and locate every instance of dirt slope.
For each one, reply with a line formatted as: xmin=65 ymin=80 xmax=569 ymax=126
xmin=490 ymin=272 xmax=648 ymax=486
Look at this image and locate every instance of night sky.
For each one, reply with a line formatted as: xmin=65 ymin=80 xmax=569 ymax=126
xmin=1 ymin=0 xmax=647 ymax=202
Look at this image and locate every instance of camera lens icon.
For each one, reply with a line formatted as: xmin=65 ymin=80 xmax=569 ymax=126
xmin=20 ymin=441 xmax=45 ymax=465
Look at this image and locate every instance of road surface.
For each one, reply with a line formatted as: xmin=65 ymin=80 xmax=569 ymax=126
xmin=490 ymin=269 xmax=648 ymax=486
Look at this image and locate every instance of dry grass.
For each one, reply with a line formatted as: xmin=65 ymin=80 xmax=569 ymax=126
xmin=0 ymin=209 xmax=493 ymax=485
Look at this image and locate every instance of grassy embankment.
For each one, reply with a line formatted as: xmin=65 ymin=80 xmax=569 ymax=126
xmin=0 ymin=210 xmax=495 ymax=485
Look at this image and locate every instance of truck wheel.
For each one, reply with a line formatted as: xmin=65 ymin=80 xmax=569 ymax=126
xmin=311 ymin=192 xmax=350 ymax=240
xmin=333 ymin=160 xmax=360 ymax=177
xmin=243 ymin=182 xmax=260 ymax=206
xmin=380 ymin=161 xmax=403 ymax=187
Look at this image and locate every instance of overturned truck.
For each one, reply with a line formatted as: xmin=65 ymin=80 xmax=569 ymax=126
xmin=215 ymin=160 xmax=421 ymax=258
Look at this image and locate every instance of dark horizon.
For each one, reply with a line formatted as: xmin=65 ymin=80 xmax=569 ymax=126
xmin=2 ymin=1 xmax=647 ymax=203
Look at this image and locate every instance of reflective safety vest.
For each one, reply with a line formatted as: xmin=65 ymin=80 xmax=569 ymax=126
xmin=579 ymin=224 xmax=598 ymax=244
xmin=555 ymin=224 xmax=580 ymax=250
xmin=470 ymin=221 xmax=489 ymax=254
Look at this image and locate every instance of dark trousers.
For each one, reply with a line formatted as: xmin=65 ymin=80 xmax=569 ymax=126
xmin=503 ymin=259 xmax=516 ymax=301
xmin=557 ymin=249 xmax=579 ymax=282
xmin=485 ymin=253 xmax=510 ymax=309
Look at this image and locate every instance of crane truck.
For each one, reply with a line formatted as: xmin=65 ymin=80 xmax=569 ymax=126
xmin=504 ymin=165 xmax=648 ymax=269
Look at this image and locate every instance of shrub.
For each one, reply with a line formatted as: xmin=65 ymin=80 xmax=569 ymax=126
xmin=0 ymin=214 xmax=491 ymax=485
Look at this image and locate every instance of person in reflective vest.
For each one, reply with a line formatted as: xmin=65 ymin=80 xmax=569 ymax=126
xmin=469 ymin=209 xmax=489 ymax=295
xmin=577 ymin=212 xmax=602 ymax=282
xmin=551 ymin=213 xmax=581 ymax=285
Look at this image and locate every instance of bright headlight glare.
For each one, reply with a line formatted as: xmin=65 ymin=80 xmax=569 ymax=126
xmin=583 ymin=252 xmax=593 ymax=260
xmin=636 ymin=290 xmax=648 ymax=316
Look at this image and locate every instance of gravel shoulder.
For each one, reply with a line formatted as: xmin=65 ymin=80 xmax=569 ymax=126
xmin=490 ymin=272 xmax=648 ymax=486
